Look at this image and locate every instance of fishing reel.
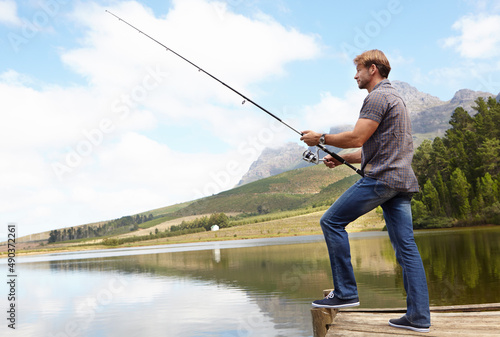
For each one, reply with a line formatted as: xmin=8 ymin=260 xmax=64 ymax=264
xmin=302 ymin=147 xmax=324 ymax=165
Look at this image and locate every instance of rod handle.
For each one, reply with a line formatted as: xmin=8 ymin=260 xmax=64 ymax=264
xmin=317 ymin=144 xmax=364 ymax=177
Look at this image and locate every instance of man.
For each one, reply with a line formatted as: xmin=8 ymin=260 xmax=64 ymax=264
xmin=300 ymin=50 xmax=431 ymax=333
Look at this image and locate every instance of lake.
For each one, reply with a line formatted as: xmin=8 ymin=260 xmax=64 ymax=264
xmin=2 ymin=226 xmax=499 ymax=336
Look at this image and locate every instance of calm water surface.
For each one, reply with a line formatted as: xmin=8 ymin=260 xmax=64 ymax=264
xmin=3 ymin=227 xmax=499 ymax=337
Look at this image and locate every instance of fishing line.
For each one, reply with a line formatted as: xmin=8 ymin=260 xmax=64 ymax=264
xmin=105 ymin=10 xmax=363 ymax=177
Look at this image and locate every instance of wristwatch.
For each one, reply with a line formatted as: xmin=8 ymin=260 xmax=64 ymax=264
xmin=319 ymin=134 xmax=326 ymax=145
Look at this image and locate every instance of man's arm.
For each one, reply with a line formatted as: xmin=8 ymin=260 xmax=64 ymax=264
xmin=323 ymin=149 xmax=361 ymax=168
xmin=301 ymin=118 xmax=379 ymax=148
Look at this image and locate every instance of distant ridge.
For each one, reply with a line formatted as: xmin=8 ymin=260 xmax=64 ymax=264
xmin=391 ymin=80 xmax=443 ymax=114
xmin=237 ymin=142 xmax=305 ymax=186
xmin=410 ymin=87 xmax=494 ymax=133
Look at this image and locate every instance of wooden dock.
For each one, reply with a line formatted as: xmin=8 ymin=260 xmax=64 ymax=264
xmin=311 ymin=295 xmax=500 ymax=336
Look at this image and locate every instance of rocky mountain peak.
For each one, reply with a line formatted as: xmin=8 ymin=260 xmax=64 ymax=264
xmin=236 ymin=142 xmax=305 ymax=186
xmin=450 ymin=88 xmax=494 ymax=105
xmin=391 ymin=80 xmax=443 ymax=114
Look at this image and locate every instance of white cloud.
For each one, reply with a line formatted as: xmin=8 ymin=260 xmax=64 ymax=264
xmin=413 ymin=11 xmax=500 ymax=98
xmin=0 ymin=0 xmax=21 ymax=26
xmin=410 ymin=58 xmax=500 ymax=99
xmin=442 ymin=14 xmax=500 ymax=59
xmin=302 ymin=89 xmax=366 ymax=132
xmin=63 ymin=0 xmax=321 ymax=137
xmin=0 ymin=0 xmax=322 ymax=237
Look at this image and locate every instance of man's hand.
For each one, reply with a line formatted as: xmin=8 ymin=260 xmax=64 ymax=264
xmin=300 ymin=130 xmax=322 ymax=146
xmin=323 ymin=155 xmax=342 ymax=169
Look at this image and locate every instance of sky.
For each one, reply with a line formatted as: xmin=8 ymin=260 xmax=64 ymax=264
xmin=1 ymin=0 xmax=500 ymax=239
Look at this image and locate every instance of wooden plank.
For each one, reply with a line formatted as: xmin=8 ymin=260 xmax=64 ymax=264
xmin=313 ymin=291 xmax=500 ymax=336
xmin=429 ymin=303 xmax=500 ymax=312
xmin=311 ymin=308 xmax=338 ymax=337
xmin=321 ymin=290 xmax=500 ymax=312
xmin=343 ymin=302 xmax=500 ymax=313
xmin=326 ymin=311 xmax=500 ymax=337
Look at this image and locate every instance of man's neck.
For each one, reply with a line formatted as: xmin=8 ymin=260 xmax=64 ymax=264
xmin=366 ymin=77 xmax=385 ymax=93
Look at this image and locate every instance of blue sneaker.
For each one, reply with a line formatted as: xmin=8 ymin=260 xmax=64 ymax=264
xmin=388 ymin=315 xmax=430 ymax=333
xmin=312 ymin=290 xmax=360 ymax=308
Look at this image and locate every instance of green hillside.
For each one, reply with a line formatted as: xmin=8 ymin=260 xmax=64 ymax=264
xmin=171 ymin=164 xmax=359 ymax=217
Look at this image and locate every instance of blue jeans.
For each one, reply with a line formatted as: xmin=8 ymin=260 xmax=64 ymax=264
xmin=320 ymin=177 xmax=430 ymax=327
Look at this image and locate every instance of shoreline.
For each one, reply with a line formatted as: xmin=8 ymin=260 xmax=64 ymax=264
xmin=3 ymin=212 xmax=497 ymax=258
xmin=3 ymin=209 xmax=385 ymax=257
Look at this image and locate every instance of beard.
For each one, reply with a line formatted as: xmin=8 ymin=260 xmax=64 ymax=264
xmin=357 ymin=79 xmax=367 ymax=89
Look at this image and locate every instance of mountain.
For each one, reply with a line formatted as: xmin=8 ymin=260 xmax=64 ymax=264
xmin=237 ymin=142 xmax=305 ymax=186
xmin=410 ymin=87 xmax=494 ymax=133
xmin=392 ymin=81 xmax=495 ymax=134
xmin=236 ymin=128 xmax=358 ymax=186
xmin=393 ymin=80 xmax=494 ymax=120
xmin=391 ymin=80 xmax=444 ymax=115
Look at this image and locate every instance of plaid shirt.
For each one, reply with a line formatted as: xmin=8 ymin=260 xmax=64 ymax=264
xmin=359 ymin=79 xmax=419 ymax=192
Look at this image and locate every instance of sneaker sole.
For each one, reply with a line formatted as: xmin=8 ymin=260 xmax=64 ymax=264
xmin=311 ymin=301 xmax=360 ymax=309
xmin=388 ymin=321 xmax=430 ymax=333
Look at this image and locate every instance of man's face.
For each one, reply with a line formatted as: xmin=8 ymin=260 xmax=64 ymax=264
xmin=354 ymin=64 xmax=371 ymax=90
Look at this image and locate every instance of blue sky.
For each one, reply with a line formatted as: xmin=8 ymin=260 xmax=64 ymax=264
xmin=1 ymin=0 xmax=500 ymax=239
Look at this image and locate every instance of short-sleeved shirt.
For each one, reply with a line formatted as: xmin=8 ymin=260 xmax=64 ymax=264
xmin=359 ymin=79 xmax=419 ymax=192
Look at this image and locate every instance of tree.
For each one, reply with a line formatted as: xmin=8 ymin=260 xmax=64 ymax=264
xmin=450 ymin=168 xmax=471 ymax=219
xmin=422 ymin=179 xmax=441 ymax=216
xmin=67 ymin=227 xmax=74 ymax=240
xmin=448 ymin=106 xmax=473 ymax=132
xmin=48 ymin=230 xmax=59 ymax=243
xmin=477 ymin=138 xmax=500 ymax=177
xmin=473 ymin=97 xmax=497 ymax=141
xmin=430 ymin=137 xmax=449 ymax=180
xmin=411 ymin=199 xmax=428 ymax=226
xmin=257 ymin=205 xmax=270 ymax=215
xmin=445 ymin=107 xmax=477 ymax=182
xmin=412 ymin=139 xmax=433 ymax=186
xmin=208 ymin=213 xmax=229 ymax=229
xmin=434 ymin=172 xmax=451 ymax=216
xmin=76 ymin=227 xmax=83 ymax=239
xmin=478 ymin=172 xmax=498 ymax=205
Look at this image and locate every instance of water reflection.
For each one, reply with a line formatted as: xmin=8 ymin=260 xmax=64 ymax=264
xmin=7 ymin=227 xmax=500 ymax=336
xmin=418 ymin=227 xmax=500 ymax=305
xmin=213 ymin=247 xmax=221 ymax=263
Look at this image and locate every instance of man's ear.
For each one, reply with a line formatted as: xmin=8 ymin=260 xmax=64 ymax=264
xmin=369 ymin=64 xmax=377 ymax=75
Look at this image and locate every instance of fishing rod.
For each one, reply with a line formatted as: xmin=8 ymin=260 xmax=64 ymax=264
xmin=105 ymin=10 xmax=364 ymax=177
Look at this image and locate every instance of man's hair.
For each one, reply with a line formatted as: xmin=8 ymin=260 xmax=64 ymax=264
xmin=353 ymin=50 xmax=391 ymax=78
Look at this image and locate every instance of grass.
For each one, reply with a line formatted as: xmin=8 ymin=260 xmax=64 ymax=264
xmin=138 ymin=215 xmax=181 ymax=229
xmin=228 ymin=206 xmax=330 ymax=226
xmin=121 ymin=207 xmax=384 ymax=247
xmin=171 ymin=165 xmax=359 ymax=217
xmin=138 ymin=201 xmax=193 ymax=218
